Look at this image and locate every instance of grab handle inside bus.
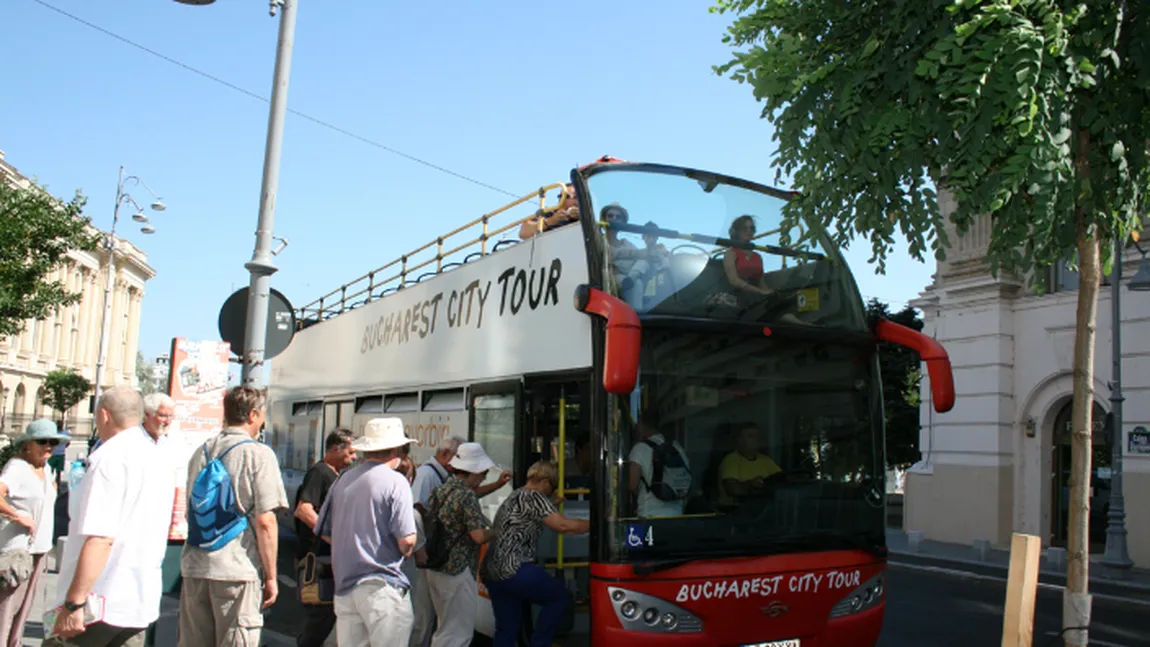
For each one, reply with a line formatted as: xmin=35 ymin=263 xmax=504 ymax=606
xmin=573 ymin=285 xmax=641 ymax=395
xmin=874 ymin=318 xmax=955 ymax=413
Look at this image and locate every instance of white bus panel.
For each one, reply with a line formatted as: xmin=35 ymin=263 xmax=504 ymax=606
xmin=270 ymin=225 xmax=593 ymax=400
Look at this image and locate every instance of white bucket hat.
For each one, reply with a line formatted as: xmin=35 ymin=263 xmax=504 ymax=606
xmin=351 ymin=418 xmax=415 ymax=452
xmin=449 ymin=442 xmax=497 ymax=474
xmin=13 ymin=418 xmax=71 ymax=446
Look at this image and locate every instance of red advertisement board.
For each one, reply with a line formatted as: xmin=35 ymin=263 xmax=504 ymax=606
xmin=164 ymin=338 xmax=231 ymax=541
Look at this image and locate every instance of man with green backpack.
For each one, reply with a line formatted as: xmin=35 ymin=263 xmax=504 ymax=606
xmin=177 ymin=386 xmax=288 ymax=647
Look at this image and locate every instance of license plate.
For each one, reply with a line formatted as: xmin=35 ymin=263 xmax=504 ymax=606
xmin=743 ymin=641 xmax=800 ymax=647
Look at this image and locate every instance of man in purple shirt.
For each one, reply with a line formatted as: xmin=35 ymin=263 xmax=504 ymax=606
xmin=316 ymin=418 xmax=417 ymax=646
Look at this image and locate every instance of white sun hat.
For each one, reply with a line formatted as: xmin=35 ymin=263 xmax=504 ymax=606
xmin=449 ymin=442 xmax=497 ymax=474
xmin=351 ymin=417 xmax=416 ymax=452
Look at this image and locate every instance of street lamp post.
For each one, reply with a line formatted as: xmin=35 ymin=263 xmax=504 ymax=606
xmin=176 ymin=0 xmax=298 ymax=385
xmin=1100 ymin=236 xmax=1150 ymax=574
xmin=91 ymin=167 xmax=166 ymax=426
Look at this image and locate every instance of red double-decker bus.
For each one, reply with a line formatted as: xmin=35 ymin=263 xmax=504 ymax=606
xmin=269 ymin=158 xmax=955 ymax=646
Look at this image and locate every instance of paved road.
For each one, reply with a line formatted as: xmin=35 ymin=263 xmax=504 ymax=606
xmin=878 ymin=565 xmax=1149 ymax=647
xmin=265 ymin=542 xmax=1149 ymax=646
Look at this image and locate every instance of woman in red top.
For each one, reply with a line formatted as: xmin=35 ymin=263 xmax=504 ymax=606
xmin=722 ymin=214 xmax=774 ymax=298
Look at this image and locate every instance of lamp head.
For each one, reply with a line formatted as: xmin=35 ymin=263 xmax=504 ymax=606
xmin=132 ymin=212 xmax=148 ymax=223
xmin=173 ymin=0 xmax=216 ymax=4
xmin=150 ymin=199 xmax=167 ymax=212
xmin=1129 ymin=257 xmax=1150 ymax=292
xmin=141 ymin=224 xmax=157 ymax=235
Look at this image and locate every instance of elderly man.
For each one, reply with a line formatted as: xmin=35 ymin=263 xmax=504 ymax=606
xmin=409 ymin=437 xmax=510 ymax=647
xmin=142 ymin=393 xmax=176 ymax=439
xmin=316 ymin=418 xmax=418 ymax=646
xmin=47 ymin=386 xmax=174 ymax=647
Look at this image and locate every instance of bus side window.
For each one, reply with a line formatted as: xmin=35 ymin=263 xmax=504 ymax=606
xmin=472 ymin=391 xmax=517 ymax=503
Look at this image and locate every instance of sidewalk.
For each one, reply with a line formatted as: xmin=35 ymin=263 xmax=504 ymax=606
xmin=886 ymin=528 xmax=1150 ymax=604
xmin=20 ymin=557 xmax=298 ymax=647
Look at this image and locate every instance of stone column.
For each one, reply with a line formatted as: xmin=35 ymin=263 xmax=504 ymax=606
xmin=124 ymin=288 xmax=141 ymax=383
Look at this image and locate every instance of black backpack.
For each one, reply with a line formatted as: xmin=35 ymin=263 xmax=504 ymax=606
xmin=419 ymin=488 xmax=451 ymax=570
xmin=643 ymin=438 xmax=692 ymax=501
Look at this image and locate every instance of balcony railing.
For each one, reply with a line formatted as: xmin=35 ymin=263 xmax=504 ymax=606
xmin=296 ymin=182 xmax=568 ymax=328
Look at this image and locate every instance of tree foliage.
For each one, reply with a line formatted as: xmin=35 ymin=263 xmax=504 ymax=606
xmin=0 ymin=181 xmax=99 ymax=338
xmin=136 ymin=351 xmax=158 ymax=396
xmin=714 ymin=2 xmax=1150 ymax=641
xmin=43 ymin=368 xmax=92 ymax=424
xmin=867 ymin=299 xmax=924 ymax=470
xmin=713 ymin=0 xmax=1149 ymax=276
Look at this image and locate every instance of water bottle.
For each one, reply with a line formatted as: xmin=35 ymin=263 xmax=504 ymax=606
xmin=68 ymin=459 xmax=86 ymax=493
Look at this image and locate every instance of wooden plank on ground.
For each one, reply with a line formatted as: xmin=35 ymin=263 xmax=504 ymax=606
xmin=1001 ymin=532 xmax=1042 ymax=647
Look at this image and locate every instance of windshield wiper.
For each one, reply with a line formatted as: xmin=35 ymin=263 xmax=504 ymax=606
xmin=768 ymin=531 xmax=887 ymax=558
xmin=633 ymin=558 xmax=700 ymax=576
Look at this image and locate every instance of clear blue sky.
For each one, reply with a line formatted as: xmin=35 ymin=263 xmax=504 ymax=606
xmin=2 ymin=0 xmax=932 ymax=362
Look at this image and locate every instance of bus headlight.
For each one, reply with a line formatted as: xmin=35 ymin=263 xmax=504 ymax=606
xmin=828 ymin=573 xmax=884 ymax=619
xmin=607 ymin=586 xmax=702 ymax=634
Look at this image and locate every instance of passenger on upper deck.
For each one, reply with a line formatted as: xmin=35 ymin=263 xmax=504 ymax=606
xmin=518 ymin=183 xmax=580 ymax=240
xmin=721 ymin=214 xmax=774 ymax=299
xmin=601 ymin=204 xmax=649 ymax=305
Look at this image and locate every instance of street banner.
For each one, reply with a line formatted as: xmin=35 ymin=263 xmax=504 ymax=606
xmin=164 ymin=337 xmax=231 ymax=541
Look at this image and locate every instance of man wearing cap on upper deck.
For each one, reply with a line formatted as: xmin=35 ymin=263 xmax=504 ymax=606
xmin=316 ymin=418 xmax=419 ymax=647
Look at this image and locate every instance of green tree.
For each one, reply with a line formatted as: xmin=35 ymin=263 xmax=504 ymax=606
xmin=136 ymin=351 xmax=158 ymax=395
xmin=867 ymin=299 xmax=924 ymax=471
xmin=43 ymin=368 xmax=92 ymax=430
xmin=714 ymin=2 xmax=1150 ymax=642
xmin=0 ymin=182 xmax=100 ymax=338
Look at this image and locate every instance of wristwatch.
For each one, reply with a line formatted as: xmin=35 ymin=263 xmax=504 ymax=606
xmin=63 ymin=599 xmax=85 ymax=612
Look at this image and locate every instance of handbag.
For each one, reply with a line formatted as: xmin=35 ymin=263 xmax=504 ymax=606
xmin=296 ymin=551 xmax=335 ymax=605
xmin=0 ymin=548 xmax=33 ymax=589
xmin=0 ymin=471 xmax=47 ymax=590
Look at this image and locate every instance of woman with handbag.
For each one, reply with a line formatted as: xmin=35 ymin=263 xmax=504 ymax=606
xmin=0 ymin=418 xmax=67 ymax=646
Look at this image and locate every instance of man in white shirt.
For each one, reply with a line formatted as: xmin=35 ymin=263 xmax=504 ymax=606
xmin=628 ymin=410 xmax=691 ymax=518
xmin=48 ymin=386 xmax=175 ymax=647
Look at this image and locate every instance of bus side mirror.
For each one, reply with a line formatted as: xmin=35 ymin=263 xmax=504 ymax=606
xmin=874 ymin=318 xmax=955 ymax=413
xmin=574 ymin=285 xmax=641 ymax=395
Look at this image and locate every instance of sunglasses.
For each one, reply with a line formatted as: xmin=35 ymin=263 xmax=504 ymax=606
xmin=35 ymin=439 xmax=60 ymax=448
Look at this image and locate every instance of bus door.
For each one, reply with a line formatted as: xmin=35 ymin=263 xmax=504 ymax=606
xmin=523 ymin=373 xmax=592 ymax=645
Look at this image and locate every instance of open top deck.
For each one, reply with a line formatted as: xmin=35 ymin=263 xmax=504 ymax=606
xmin=296 ymin=181 xmax=571 ymax=328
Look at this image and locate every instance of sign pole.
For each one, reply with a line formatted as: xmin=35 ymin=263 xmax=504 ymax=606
xmin=242 ymin=0 xmax=297 ymax=385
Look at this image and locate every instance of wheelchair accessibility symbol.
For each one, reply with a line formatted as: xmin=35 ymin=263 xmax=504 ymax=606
xmin=626 ymin=524 xmax=654 ymax=548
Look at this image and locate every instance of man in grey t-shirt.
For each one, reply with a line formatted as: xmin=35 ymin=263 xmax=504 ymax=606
xmin=179 ymin=387 xmax=288 ymax=647
xmin=316 ymin=418 xmax=418 ymax=646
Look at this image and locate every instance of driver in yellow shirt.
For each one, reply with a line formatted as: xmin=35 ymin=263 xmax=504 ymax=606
xmin=717 ymin=423 xmax=782 ymax=510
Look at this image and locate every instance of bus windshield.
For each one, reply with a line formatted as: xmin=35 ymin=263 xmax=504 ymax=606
xmin=583 ymin=165 xmax=867 ymax=331
xmin=602 ymin=325 xmax=886 ymax=562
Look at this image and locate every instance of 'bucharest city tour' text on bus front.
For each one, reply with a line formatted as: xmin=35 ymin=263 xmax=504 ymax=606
xmin=267 ymin=157 xmax=956 ymax=647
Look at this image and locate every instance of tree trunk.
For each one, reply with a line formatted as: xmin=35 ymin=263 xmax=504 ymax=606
xmin=1064 ymin=230 xmax=1100 ymax=647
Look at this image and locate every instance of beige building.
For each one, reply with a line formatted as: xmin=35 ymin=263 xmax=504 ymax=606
xmin=905 ymin=188 xmax=1150 ymax=568
xmin=0 ymin=150 xmax=155 ymax=438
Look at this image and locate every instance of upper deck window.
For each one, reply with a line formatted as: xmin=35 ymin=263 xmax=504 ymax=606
xmin=583 ymin=166 xmax=867 ymax=331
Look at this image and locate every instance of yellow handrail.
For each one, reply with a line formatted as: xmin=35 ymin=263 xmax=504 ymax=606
xmin=556 ymin=394 xmax=567 ymax=568
xmin=298 ymin=182 xmax=568 ymax=322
